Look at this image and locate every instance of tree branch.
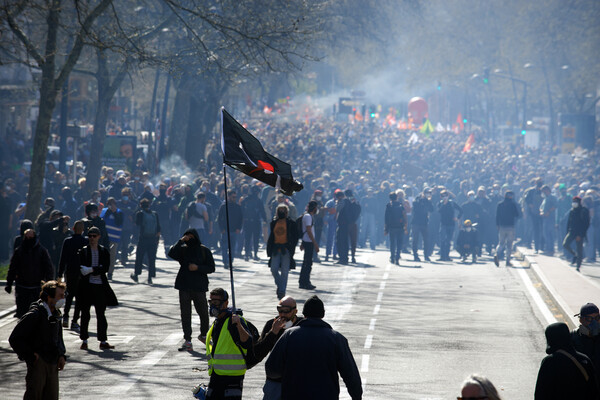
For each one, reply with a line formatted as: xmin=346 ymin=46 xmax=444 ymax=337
xmin=4 ymin=4 xmax=45 ymax=66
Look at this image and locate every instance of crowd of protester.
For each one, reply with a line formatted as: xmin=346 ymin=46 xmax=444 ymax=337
xmin=2 ymin=107 xmax=600 ymax=399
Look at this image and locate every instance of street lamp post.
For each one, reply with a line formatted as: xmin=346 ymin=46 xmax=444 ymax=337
xmin=524 ymin=62 xmax=556 ymax=145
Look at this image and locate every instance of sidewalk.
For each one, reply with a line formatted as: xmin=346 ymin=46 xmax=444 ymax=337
xmin=518 ymin=247 xmax=600 ymax=327
xmin=0 ymin=280 xmax=17 ymax=318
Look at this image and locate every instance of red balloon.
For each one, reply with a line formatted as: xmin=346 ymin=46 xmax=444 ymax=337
xmin=408 ymin=97 xmax=428 ymax=124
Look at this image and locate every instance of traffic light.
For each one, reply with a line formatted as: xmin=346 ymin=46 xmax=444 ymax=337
xmin=437 ymin=82 xmax=442 ymax=91
xmin=483 ymin=67 xmax=490 ymax=84
xmin=463 ymin=117 xmax=468 ymax=124
xmin=521 ymin=129 xmax=526 ymax=135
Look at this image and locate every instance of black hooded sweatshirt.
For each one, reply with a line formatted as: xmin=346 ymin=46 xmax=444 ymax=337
xmin=535 ymin=322 xmax=600 ymax=400
xmin=167 ymin=228 xmax=215 ymax=292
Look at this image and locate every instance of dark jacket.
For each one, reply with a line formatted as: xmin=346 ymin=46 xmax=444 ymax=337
xmin=135 ymin=209 xmax=161 ymax=238
xmin=254 ymin=316 xmax=304 ymax=367
xmin=456 ymin=227 xmax=479 ymax=251
xmin=384 ymin=200 xmax=406 ymax=231
xmin=83 ymin=216 xmax=110 ymax=248
xmin=411 ymin=195 xmax=434 ymax=226
xmin=58 ymin=233 xmax=89 ymax=278
xmin=535 ymin=322 xmax=600 ymax=400
xmin=566 ymin=206 xmax=590 ymax=237
xmin=13 ymin=219 xmax=34 ymax=251
xmin=217 ymin=201 xmax=243 ymax=232
xmin=241 ymin=193 xmax=266 ymax=222
xmin=167 ymin=229 xmax=215 ymax=292
xmin=9 ymin=299 xmax=66 ymax=365
xmin=266 ymin=217 xmax=298 ymax=258
xmin=572 ymin=328 xmax=600 ymax=384
xmin=77 ymin=244 xmax=117 ymax=306
xmin=7 ymin=237 xmax=53 ymax=288
xmin=438 ymin=200 xmax=462 ymax=226
xmin=496 ymin=198 xmax=521 ymax=227
xmin=265 ymin=318 xmax=363 ymax=400
xmin=38 ymin=217 xmax=64 ymax=256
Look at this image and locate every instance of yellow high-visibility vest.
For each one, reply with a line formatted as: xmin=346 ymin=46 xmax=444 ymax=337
xmin=206 ymin=317 xmax=247 ymax=376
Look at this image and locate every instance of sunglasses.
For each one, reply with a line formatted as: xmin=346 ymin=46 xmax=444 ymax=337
xmin=277 ymin=306 xmax=295 ymax=314
xmin=583 ymin=315 xmax=600 ymax=322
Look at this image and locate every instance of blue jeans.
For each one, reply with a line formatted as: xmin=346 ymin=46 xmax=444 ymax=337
xmin=360 ymin=213 xmax=377 ymax=249
xmin=388 ymin=227 xmax=403 ymax=261
xmin=325 ymin=219 xmax=337 ymax=257
xmin=270 ymin=249 xmax=290 ymax=295
xmin=542 ymin=217 xmax=555 ymax=253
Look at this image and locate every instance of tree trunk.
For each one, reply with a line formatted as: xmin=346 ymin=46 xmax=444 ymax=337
xmin=86 ymin=49 xmax=128 ymax=197
xmin=167 ymin=77 xmax=192 ymax=161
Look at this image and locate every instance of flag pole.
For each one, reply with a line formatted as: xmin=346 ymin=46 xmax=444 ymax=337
xmin=222 ymin=163 xmax=236 ymax=311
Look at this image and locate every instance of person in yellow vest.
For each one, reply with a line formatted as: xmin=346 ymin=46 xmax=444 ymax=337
xmin=205 ymin=287 xmax=252 ymax=400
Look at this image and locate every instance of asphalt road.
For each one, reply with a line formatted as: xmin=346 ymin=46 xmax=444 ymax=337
xmin=0 ymin=245 xmax=549 ymax=399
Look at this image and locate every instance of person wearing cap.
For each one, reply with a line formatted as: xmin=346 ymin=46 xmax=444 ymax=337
xmin=265 ymin=295 xmax=362 ymax=400
xmin=77 ymin=226 xmax=118 ymax=351
xmin=572 ymin=303 xmax=600 ymax=384
xmin=494 ymin=190 xmax=521 ymax=267
xmin=535 ymin=322 xmax=599 ymax=399
xmin=563 ymin=196 xmax=590 ymax=271
xmin=456 ymin=219 xmax=479 ymax=263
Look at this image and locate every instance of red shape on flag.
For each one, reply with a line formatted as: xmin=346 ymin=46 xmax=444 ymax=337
xmin=462 ymin=133 xmax=475 ymax=152
xmin=257 ymin=159 xmax=274 ymax=173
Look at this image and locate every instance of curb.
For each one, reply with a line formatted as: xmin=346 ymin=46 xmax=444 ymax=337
xmin=517 ymin=247 xmax=578 ymax=328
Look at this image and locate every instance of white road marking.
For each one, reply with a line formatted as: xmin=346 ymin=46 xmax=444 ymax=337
xmin=385 ymin=264 xmax=391 ymax=271
xmin=361 ymin=354 xmax=370 ymax=373
xmin=373 ymin=304 xmax=380 ymax=315
xmin=364 ymin=335 xmax=373 ymax=349
xmin=382 ymin=272 xmax=389 ymax=280
xmin=138 ymin=349 xmax=169 ymax=366
xmin=72 ymin=335 xmax=135 ymax=344
xmin=379 ymin=281 xmax=386 ymax=290
xmin=328 ymin=267 xmax=367 ymax=329
xmin=369 ymin=318 xmax=376 ymax=330
xmin=160 ymin=332 xmax=182 ymax=346
xmin=376 ymin=292 xmax=383 ymax=302
xmin=517 ymin=267 xmax=556 ymax=325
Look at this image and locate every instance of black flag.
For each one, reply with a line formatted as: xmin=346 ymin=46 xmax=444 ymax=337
xmin=221 ymin=108 xmax=303 ymax=195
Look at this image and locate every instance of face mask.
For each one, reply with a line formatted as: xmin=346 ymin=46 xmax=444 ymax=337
xmin=277 ymin=211 xmax=286 ymax=219
xmin=466 ymin=227 xmax=472 ymax=232
xmin=90 ymin=212 xmax=98 ymax=218
xmin=588 ymin=320 xmax=600 ymax=336
xmin=467 ymin=195 xmax=474 ymax=201
xmin=209 ymin=304 xmax=221 ymax=317
xmin=283 ymin=320 xmax=293 ymax=329
xmin=54 ymin=298 xmax=65 ymax=309
xmin=316 ymin=196 xmax=322 ymax=201
xmin=572 ymin=202 xmax=579 ymax=208
xmin=541 ymin=193 xmax=546 ymax=198
xmin=122 ymin=196 xmax=129 ymax=201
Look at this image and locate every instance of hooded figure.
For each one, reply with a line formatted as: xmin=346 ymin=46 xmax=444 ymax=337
xmin=168 ymin=228 xmax=215 ymax=351
xmin=534 ymin=322 xmax=600 ymax=399
xmin=13 ymin=219 xmax=34 ymax=251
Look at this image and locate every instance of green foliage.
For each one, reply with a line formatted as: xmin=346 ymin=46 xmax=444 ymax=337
xmin=0 ymin=264 xmax=8 ymax=281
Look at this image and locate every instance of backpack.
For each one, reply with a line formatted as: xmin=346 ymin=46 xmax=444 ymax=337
xmin=141 ymin=211 xmax=157 ymax=237
xmin=234 ymin=318 xmax=261 ymax=369
xmin=186 ymin=201 xmax=202 ymax=220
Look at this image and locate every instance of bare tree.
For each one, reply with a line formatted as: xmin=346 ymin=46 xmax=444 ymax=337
xmin=1 ymin=0 xmax=112 ymax=221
